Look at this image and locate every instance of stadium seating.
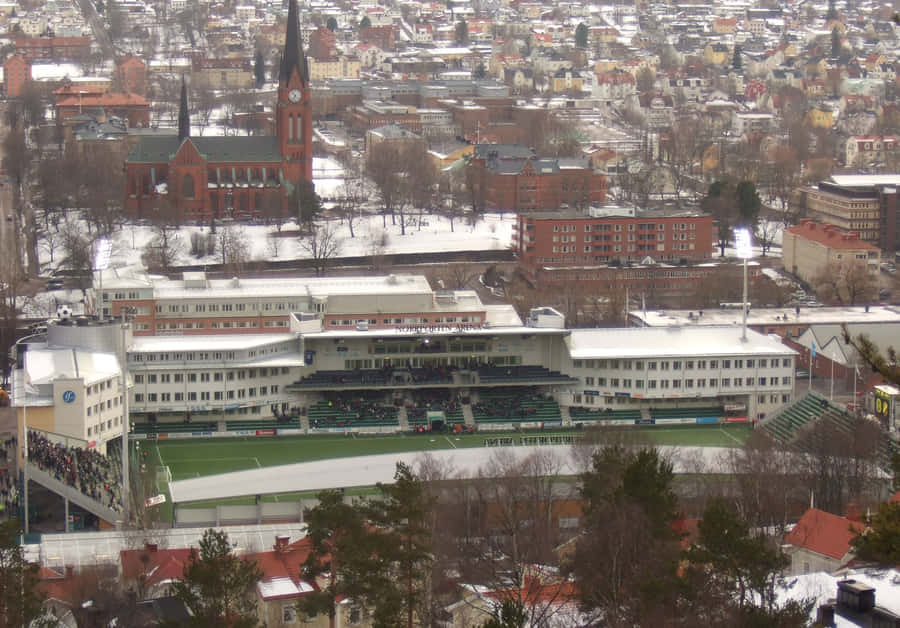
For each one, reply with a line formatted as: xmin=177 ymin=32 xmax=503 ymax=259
xmin=761 ymin=392 xmax=858 ymax=445
xmin=307 ymin=395 xmax=400 ymax=429
xmin=132 ymin=421 xmax=218 ymax=435
xmin=225 ymin=417 xmax=301 ymax=431
xmin=569 ymin=407 xmax=642 ymax=423
xmin=472 ymin=388 xmax=562 ymax=424
xmin=406 ymin=390 xmax=465 ymax=426
xmin=649 ymin=406 xmax=724 ymax=421
xmin=477 ymin=365 xmax=575 ymax=384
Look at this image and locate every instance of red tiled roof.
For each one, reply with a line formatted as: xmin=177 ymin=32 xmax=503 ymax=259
xmin=57 ymin=92 xmax=149 ymax=107
xmin=120 ymin=547 xmax=195 ymax=586
xmin=785 ymin=221 xmax=879 ymax=251
xmin=784 ymin=508 xmax=865 ymax=559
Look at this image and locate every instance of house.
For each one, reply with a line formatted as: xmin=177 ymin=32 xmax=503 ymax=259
xmin=3 ymin=54 xmax=31 ymax=98
xmin=550 ymin=69 xmax=582 ymax=93
xmin=844 ymin=135 xmax=899 ymax=169
xmin=115 ymin=55 xmax=146 ymax=95
xmin=782 ymin=220 xmax=880 ymax=284
xmin=703 ymin=43 xmax=730 ymax=67
xmin=804 ymin=106 xmax=834 ymax=129
xmin=783 ymin=507 xmax=865 ymax=575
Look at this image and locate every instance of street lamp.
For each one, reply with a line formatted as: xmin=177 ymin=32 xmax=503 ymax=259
xmin=734 ymin=227 xmax=753 ymax=341
xmin=119 ymin=307 xmax=135 ymax=524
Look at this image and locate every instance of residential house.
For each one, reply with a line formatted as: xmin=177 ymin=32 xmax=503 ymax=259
xmin=783 ymin=508 xmax=865 ymax=575
xmin=703 ymin=43 xmax=730 ymax=67
xmin=845 ymin=135 xmax=899 ymax=169
xmin=805 ymin=106 xmax=834 ymax=129
xmin=550 ymin=69 xmax=582 ymax=94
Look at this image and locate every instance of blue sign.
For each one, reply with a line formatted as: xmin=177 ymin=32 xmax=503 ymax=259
xmin=62 ymin=390 xmax=76 ymax=403
xmin=811 ymin=342 xmax=816 ymax=358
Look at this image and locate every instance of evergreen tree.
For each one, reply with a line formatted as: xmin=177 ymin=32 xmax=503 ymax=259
xmin=326 ymin=16 xmax=337 ymax=31
xmin=294 ymin=179 xmax=322 ymax=230
xmin=735 ymin=180 xmax=761 ymax=228
xmin=683 ymin=499 xmax=812 ymax=623
xmin=575 ymin=23 xmax=588 ymax=49
xmin=455 ymin=20 xmax=468 ymax=44
xmin=852 ymin=502 xmax=900 ymax=565
xmin=831 ymin=27 xmax=842 ymax=58
xmin=732 ymin=45 xmax=743 ymax=71
xmin=0 ymin=519 xmax=46 ymax=627
xmin=167 ymin=529 xmax=263 ymax=627
xmin=299 ymin=490 xmax=376 ymax=628
xmin=359 ymin=15 xmax=371 ymax=30
xmin=568 ymin=446 xmax=682 ymax=626
xmin=253 ymin=49 xmax=266 ymax=88
xmin=368 ymin=462 xmax=436 ymax=628
xmin=480 ymin=598 xmax=527 ymax=628
xmin=826 ymin=0 xmax=838 ymax=20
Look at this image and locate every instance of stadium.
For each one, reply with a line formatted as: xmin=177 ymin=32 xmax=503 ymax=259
xmin=11 ymin=270 xmax=794 ymax=527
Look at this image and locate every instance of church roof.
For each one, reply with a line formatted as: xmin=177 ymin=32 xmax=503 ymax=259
xmin=128 ymin=135 xmax=283 ymax=164
xmin=279 ymin=0 xmax=309 ymax=85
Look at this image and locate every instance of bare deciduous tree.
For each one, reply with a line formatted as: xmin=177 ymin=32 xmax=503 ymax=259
xmin=300 ymin=220 xmax=343 ymax=276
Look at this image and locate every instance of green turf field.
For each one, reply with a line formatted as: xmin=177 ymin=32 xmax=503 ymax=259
xmin=149 ymin=424 xmax=752 ymax=483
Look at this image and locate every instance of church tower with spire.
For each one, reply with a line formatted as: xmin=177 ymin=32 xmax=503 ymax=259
xmin=277 ymin=0 xmax=313 ymax=186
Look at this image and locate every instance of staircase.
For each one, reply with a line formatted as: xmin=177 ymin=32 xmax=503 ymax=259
xmin=640 ymin=407 xmax=652 ymax=422
xmin=27 ymin=463 xmax=120 ymax=525
xmin=560 ymin=406 xmax=572 ymax=426
xmin=397 ymin=406 xmax=409 ymax=431
xmin=462 ymin=404 xmax=475 ymax=427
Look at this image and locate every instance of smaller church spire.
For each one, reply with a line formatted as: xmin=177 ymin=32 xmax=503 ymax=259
xmin=178 ymin=76 xmax=190 ymax=142
xmin=279 ymin=0 xmax=309 ymax=85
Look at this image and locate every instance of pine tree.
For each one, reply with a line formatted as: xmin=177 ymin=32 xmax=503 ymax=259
xmin=368 ymin=462 xmax=436 ymax=628
xmin=831 ymin=27 xmax=842 ymax=58
xmin=732 ymin=45 xmax=743 ymax=72
xmin=455 ymin=20 xmax=468 ymax=45
xmin=253 ymin=49 xmax=266 ymax=88
xmin=299 ymin=490 xmax=375 ymax=628
xmin=326 ymin=16 xmax=337 ymax=31
xmin=827 ymin=0 xmax=838 ymax=20
xmin=167 ymin=529 xmax=262 ymax=627
xmin=575 ymin=23 xmax=588 ymax=49
xmin=852 ymin=502 xmax=900 ymax=565
xmin=0 ymin=519 xmax=46 ymax=627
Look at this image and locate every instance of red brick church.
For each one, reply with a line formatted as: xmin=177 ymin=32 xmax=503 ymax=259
xmin=124 ymin=0 xmax=313 ymax=222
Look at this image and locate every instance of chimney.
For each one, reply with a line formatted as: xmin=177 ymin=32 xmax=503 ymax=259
xmin=845 ymin=503 xmax=861 ymax=522
xmin=145 ymin=542 xmax=158 ymax=553
xmin=65 ymin=565 xmax=74 ymax=578
xmin=837 ymin=580 xmax=876 ymax=613
xmin=816 ymin=603 xmax=836 ymax=627
xmin=274 ymin=535 xmax=290 ymax=552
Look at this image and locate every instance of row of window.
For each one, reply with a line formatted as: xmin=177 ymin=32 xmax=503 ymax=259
xmin=574 ymin=358 xmax=792 ymax=370
xmin=574 ymin=393 xmax=791 ymax=406
xmin=327 ymin=315 xmax=481 ymax=326
xmin=155 ymin=320 xmax=289 ymax=331
xmin=157 ymin=301 xmax=300 ymax=314
xmin=86 ymin=379 xmax=116 ymax=396
xmin=131 ymin=346 xmax=294 ymax=363
xmin=583 ymin=376 xmax=791 ymax=389
xmin=134 ymin=385 xmax=280 ymax=403
xmin=552 ymin=223 xmax=697 ymax=233
xmin=86 ymin=396 xmax=122 ymax=416
xmin=133 ymin=367 xmax=290 ymax=384
xmin=553 ymin=243 xmax=696 ymax=254
xmin=87 ymin=415 xmax=121 ymax=437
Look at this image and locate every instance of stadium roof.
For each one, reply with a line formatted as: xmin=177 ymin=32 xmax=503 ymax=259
xmin=630 ymin=305 xmax=900 ymax=328
xmin=565 ymin=326 xmax=794 ymax=359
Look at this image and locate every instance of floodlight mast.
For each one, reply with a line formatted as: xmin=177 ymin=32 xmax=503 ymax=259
xmin=734 ymin=228 xmax=753 ymax=341
xmin=94 ymin=239 xmax=112 ymax=322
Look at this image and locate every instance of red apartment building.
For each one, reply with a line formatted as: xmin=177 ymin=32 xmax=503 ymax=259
xmin=2 ymin=54 xmax=31 ymax=98
xmin=308 ymin=25 xmax=337 ymax=60
xmin=56 ymin=92 xmax=151 ymax=128
xmin=14 ymin=36 xmax=91 ymax=60
xmin=513 ymin=208 xmax=714 ymax=266
xmin=513 ymin=207 xmax=729 ymax=302
xmin=467 ymin=144 xmax=607 ymax=212
xmin=115 ymin=55 xmax=147 ymax=95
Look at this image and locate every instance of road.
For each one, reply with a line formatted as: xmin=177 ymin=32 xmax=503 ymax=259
xmin=0 ymin=111 xmax=16 ymax=275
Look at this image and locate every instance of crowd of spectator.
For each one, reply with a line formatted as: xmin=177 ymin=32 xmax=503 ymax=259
xmin=27 ymin=431 xmax=122 ymax=511
xmin=309 ymin=393 xmax=397 ymax=428
xmin=406 ymin=390 xmax=462 ymax=421
xmin=472 ymin=390 xmax=548 ymax=421
xmin=0 ymin=436 xmax=18 ymax=519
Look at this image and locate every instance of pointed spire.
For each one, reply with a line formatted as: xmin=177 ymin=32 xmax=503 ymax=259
xmin=178 ymin=76 xmax=190 ymax=142
xmin=279 ymin=0 xmax=309 ymax=86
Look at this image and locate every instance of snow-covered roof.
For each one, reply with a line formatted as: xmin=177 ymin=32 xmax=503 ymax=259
xmin=631 ymin=305 xmax=900 ymax=328
xmin=131 ymin=333 xmax=296 ymax=353
xmin=24 ymin=347 xmax=120 ymax=386
xmin=566 ymin=326 xmax=794 ymax=359
xmin=257 ymin=577 xmax=314 ymax=600
xmin=778 ymin=569 xmax=900 ymax=627
xmin=829 ymin=174 xmax=900 ymax=187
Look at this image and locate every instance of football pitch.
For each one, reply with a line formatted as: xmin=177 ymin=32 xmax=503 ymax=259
xmin=145 ymin=424 xmax=752 ymax=514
